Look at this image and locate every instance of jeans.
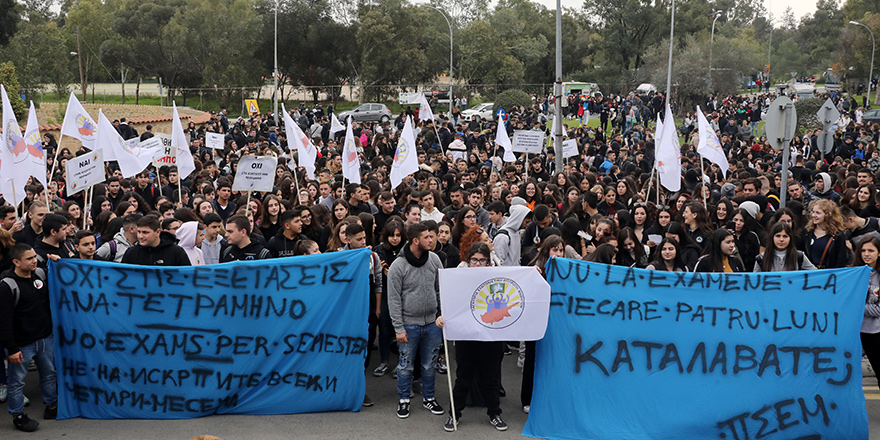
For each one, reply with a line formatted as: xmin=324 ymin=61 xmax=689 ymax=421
xmin=397 ymin=323 xmax=441 ymax=400
xmin=7 ymin=335 xmax=57 ymax=415
xmin=0 ymin=348 xmax=6 ymax=385
xmin=750 ymin=121 xmax=759 ymax=137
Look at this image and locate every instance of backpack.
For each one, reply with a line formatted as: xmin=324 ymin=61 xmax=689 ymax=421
xmin=3 ymin=268 xmax=46 ymax=307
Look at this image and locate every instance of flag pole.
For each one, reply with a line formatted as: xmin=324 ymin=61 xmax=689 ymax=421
xmin=441 ymin=328 xmax=457 ymax=431
xmin=246 ymin=190 xmax=252 ymax=220
xmin=432 ymin=124 xmax=446 ymax=156
xmin=46 ymin=134 xmax=64 ymax=207
xmin=83 ymin=187 xmax=91 ymax=231
xmin=698 ymin=154 xmax=708 ymax=208
xmin=10 ymin=179 xmax=19 ymax=221
xmin=292 ymin=162 xmax=301 ymax=206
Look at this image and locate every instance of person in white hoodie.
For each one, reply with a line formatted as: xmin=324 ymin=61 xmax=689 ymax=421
xmin=493 ymin=204 xmax=532 ymax=267
xmin=175 ymin=221 xmax=205 ymax=266
xmin=448 ymin=133 xmax=467 ymax=161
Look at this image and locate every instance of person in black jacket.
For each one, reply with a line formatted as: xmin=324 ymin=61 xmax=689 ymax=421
xmin=12 ymin=201 xmax=48 ymax=247
xmin=120 ymin=215 xmax=191 ymax=266
xmin=267 ymin=209 xmax=305 ymax=258
xmin=220 ymin=215 xmax=271 ymax=262
xmin=802 ymin=199 xmax=850 ymax=269
xmin=694 ymin=228 xmax=747 ymax=273
xmin=32 ymin=214 xmax=76 ymax=267
xmin=0 ymin=244 xmax=56 ymax=431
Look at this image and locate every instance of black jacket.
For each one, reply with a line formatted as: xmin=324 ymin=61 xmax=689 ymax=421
xmin=220 ymin=240 xmax=272 ymax=262
xmin=33 ymin=239 xmax=76 ymax=268
xmin=267 ymin=230 xmax=305 ymax=258
xmin=120 ymin=231 xmax=192 ymax=266
xmin=0 ymin=269 xmax=52 ymax=354
xmin=694 ymin=254 xmax=747 ymax=273
xmin=12 ymin=223 xmax=40 ymax=247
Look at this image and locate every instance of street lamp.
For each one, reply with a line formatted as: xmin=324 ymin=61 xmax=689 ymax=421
xmin=273 ymin=0 xmax=279 ymax=125
xmin=708 ymin=10 xmax=723 ymax=91
xmin=849 ymin=20 xmax=875 ymax=107
xmin=420 ymin=4 xmax=453 ymax=119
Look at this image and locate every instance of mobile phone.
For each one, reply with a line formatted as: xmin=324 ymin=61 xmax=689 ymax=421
xmin=577 ymin=231 xmax=592 ymax=241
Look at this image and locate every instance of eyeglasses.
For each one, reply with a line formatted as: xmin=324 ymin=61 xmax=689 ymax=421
xmin=469 ymin=258 xmax=489 ymax=265
xmin=464 ymin=215 xmax=476 ymax=220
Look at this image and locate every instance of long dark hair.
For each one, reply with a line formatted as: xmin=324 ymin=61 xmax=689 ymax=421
xmin=664 ymin=221 xmax=701 ymax=250
xmin=700 ymin=228 xmax=741 ymax=272
xmin=587 ymin=243 xmax=617 ymax=264
xmin=852 ymin=236 xmax=880 ymax=271
xmin=616 ymin=227 xmax=646 ymax=268
xmin=647 ymin=237 xmax=685 ymax=271
xmin=530 ymin=235 xmax=564 ymax=268
xmin=760 ymin=222 xmax=799 ymax=272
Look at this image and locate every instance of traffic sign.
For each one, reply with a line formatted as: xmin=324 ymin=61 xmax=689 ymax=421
xmin=764 ymin=96 xmax=796 ymax=152
xmin=816 ymin=98 xmax=840 ymax=155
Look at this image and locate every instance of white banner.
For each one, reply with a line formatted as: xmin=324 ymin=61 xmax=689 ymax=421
xmin=205 ymin=132 xmax=225 ymax=150
xmin=439 ymin=266 xmax=550 ymax=341
xmin=152 ymin=146 xmax=178 ymax=168
xmin=65 ymin=149 xmax=104 ymax=195
xmin=562 ymin=139 xmax=579 ymax=158
xmin=232 ymin=155 xmax=277 ymax=192
xmin=398 ymin=92 xmax=422 ymax=105
xmin=512 ymin=130 xmax=545 ymax=154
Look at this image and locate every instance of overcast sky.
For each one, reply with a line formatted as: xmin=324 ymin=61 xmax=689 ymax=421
xmin=529 ymin=0 xmax=821 ymax=22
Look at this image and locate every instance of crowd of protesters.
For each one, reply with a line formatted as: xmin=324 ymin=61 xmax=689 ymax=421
xmin=1 ymin=85 xmax=879 ymax=432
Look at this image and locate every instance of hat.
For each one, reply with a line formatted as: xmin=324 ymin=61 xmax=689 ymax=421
xmin=721 ymin=183 xmax=736 ymax=199
xmin=739 ymin=201 xmax=760 ymax=219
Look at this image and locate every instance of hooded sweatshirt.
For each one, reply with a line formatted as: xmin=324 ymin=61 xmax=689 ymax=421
xmin=96 ymin=229 xmax=136 ymax=263
xmin=175 ymin=221 xmax=205 ymax=265
xmin=120 ymin=231 xmax=192 ymax=266
xmin=267 ymin=229 xmax=304 ymax=258
xmin=493 ymin=204 xmax=531 ymax=267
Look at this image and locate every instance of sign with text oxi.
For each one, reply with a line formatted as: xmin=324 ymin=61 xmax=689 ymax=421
xmin=48 ymin=249 xmax=370 ymax=419
xmin=523 ymin=258 xmax=870 ymax=440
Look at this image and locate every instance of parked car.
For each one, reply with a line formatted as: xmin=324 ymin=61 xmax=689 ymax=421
xmin=460 ymin=102 xmax=495 ymax=121
xmin=635 ymin=83 xmax=657 ymax=94
xmin=338 ymin=103 xmax=393 ymax=123
xmin=864 ymin=109 xmax=880 ymax=126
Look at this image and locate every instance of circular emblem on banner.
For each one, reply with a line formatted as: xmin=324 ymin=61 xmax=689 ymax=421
xmin=76 ymin=114 xmax=96 ymax=137
xmin=470 ymin=277 xmax=524 ymax=329
xmin=34 ymin=279 xmax=43 ymax=289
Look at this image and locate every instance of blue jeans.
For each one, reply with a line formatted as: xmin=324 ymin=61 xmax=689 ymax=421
xmin=750 ymin=121 xmax=759 ymax=137
xmin=396 ymin=324 xmax=441 ymax=400
xmin=7 ymin=335 xmax=56 ymax=415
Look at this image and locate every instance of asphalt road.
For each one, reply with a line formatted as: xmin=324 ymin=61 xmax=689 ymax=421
xmin=2 ymin=353 xmax=880 ymax=439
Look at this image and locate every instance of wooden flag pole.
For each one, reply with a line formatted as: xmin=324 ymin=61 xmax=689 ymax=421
xmin=441 ymin=327 xmax=457 ymax=431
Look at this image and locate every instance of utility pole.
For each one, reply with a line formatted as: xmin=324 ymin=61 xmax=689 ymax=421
xmin=553 ymin=0 xmax=563 ymax=174
xmin=273 ymin=0 xmax=279 ymax=125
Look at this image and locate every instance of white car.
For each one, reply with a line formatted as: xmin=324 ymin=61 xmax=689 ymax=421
xmin=460 ymin=102 xmax=495 ymax=121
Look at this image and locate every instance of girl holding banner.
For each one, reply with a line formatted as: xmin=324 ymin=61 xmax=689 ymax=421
xmin=852 ymin=236 xmax=880 ymax=390
xmin=693 ymin=229 xmax=746 ymax=273
xmin=755 ymin=223 xmax=816 ymax=272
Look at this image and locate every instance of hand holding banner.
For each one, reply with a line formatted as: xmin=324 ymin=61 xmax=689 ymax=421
xmin=65 ymin=149 xmax=104 ymax=195
xmin=232 ymin=155 xmax=278 ymax=192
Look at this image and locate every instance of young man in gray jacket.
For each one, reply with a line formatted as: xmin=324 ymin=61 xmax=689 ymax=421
xmin=387 ymin=222 xmax=445 ymax=419
xmin=493 ymin=204 xmax=532 ymax=267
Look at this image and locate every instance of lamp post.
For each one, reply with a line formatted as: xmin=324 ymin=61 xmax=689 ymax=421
xmin=554 ymin=0 xmax=563 ymax=175
xmin=665 ymin=0 xmax=675 ymax=100
xmin=273 ymin=0 xmax=279 ymax=125
xmin=849 ymin=20 xmax=876 ymax=108
xmin=422 ymin=4 xmax=453 ymax=118
xmin=708 ymin=10 xmax=723 ymax=91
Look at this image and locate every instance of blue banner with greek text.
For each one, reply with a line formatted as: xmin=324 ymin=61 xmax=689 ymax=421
xmin=523 ymin=258 xmax=871 ymax=440
xmin=48 ymin=249 xmax=370 ymax=419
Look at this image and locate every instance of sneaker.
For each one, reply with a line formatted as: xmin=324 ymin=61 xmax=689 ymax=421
xmin=43 ymin=406 xmax=57 ymax=420
xmin=363 ymin=395 xmax=374 ymax=407
xmin=504 ymin=346 xmax=512 ymax=355
xmin=423 ymin=398 xmax=445 ymax=415
xmin=12 ymin=413 xmax=39 ymax=432
xmin=392 ymin=367 xmax=398 ymax=379
xmin=436 ymin=357 xmax=447 ymax=374
xmin=523 ymin=405 xmax=530 ymax=414
xmin=499 ymin=386 xmax=506 ymax=397
xmin=397 ymin=399 xmax=411 ymax=418
xmin=443 ymin=415 xmax=457 ymax=432
xmin=489 ymin=414 xmax=508 ymax=431
xmin=373 ymin=363 xmax=389 ymax=377
xmin=517 ymin=354 xmax=525 ymax=369
xmin=24 ymin=396 xmax=30 ymax=407
xmin=0 ymin=384 xmax=6 ymax=402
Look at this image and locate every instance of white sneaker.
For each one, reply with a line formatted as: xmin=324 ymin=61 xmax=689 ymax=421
xmin=24 ymin=396 xmax=30 ymax=406
xmin=0 ymin=384 xmax=6 ymax=402
xmin=523 ymin=405 xmax=530 ymax=414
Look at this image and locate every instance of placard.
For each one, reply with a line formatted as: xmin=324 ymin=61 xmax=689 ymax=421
xmin=65 ymin=149 xmax=104 ymax=196
xmin=512 ymin=130 xmax=544 ymax=154
xmin=232 ymin=155 xmax=277 ymax=192
xmin=561 ymin=139 xmax=579 ymax=158
xmin=205 ymin=132 xmax=225 ymax=150
xmin=48 ymin=250 xmax=370 ymax=419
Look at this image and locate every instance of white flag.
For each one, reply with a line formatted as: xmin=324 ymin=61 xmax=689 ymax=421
xmin=0 ymin=86 xmax=26 ymax=205
xmin=496 ymin=118 xmax=515 ymax=163
xmin=439 ymin=266 xmax=550 ymax=341
xmin=655 ymin=103 xmax=681 ymax=192
xmin=95 ymin=109 xmax=152 ymax=178
xmin=390 ymin=116 xmax=419 ymax=188
xmin=695 ymin=106 xmax=729 ymax=178
xmin=330 ymin=112 xmax=345 ymax=136
xmin=419 ymin=95 xmax=434 ymax=122
xmin=282 ymin=103 xmax=317 ymax=180
xmin=60 ymin=92 xmax=97 ymax=150
xmin=171 ymin=102 xmax=196 ymax=179
xmin=341 ymin=117 xmax=361 ymax=184
xmin=22 ymin=101 xmax=47 ymax=187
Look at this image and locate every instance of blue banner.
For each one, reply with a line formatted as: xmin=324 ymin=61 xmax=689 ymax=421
xmin=48 ymin=249 xmax=370 ymax=419
xmin=523 ymin=258 xmax=871 ymax=440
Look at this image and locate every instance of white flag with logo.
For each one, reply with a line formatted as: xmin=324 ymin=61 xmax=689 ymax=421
xmin=390 ymin=116 xmax=419 ymax=188
xmin=496 ymin=118 xmax=515 ymax=163
xmin=282 ymin=103 xmax=317 ymax=179
xmin=0 ymin=85 xmax=26 ymax=205
xmin=171 ymin=102 xmax=196 ymax=179
xmin=341 ymin=116 xmax=361 ymax=184
xmin=419 ymin=94 xmax=434 ymax=122
xmin=439 ymin=266 xmax=550 ymax=341
xmin=695 ymin=106 xmax=729 ymax=177
xmin=95 ymin=109 xmax=152 ymax=178
xmin=330 ymin=112 xmax=345 ymax=136
xmin=22 ymin=101 xmax=47 ymax=187
xmin=60 ymin=92 xmax=97 ymax=150
xmin=655 ymin=103 xmax=681 ymax=192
